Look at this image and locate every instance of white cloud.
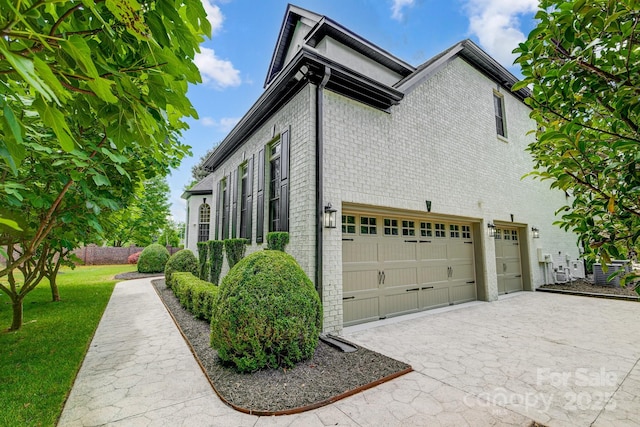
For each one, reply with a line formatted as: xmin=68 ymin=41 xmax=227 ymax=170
xmin=200 ymin=116 xmax=240 ymax=132
xmin=464 ymin=0 xmax=538 ymax=67
xmin=391 ymin=0 xmax=415 ymax=21
xmin=202 ymin=0 xmax=224 ymax=35
xmin=194 ymin=47 xmax=241 ymax=88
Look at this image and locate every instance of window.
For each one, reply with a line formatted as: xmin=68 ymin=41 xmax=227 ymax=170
xmin=450 ymin=224 xmax=460 ymax=238
xmin=511 ymin=230 xmax=518 ymax=241
xmin=221 ymin=179 xmax=229 ymax=240
xmin=384 ymin=218 xmax=398 ymax=236
xmin=239 ymin=164 xmax=250 ymax=239
xmin=198 ymin=203 xmax=210 ymax=242
xmin=342 ymin=215 xmax=356 ymax=234
xmin=495 ymin=229 xmax=502 ymax=240
xmin=402 ymin=220 xmax=415 ymax=236
xmin=462 ymin=225 xmax=471 ymax=239
xmin=420 ymin=222 xmax=432 ymax=237
xmin=268 ymin=141 xmax=281 ymax=232
xmin=435 ymin=223 xmax=446 ymax=238
xmin=360 ymin=216 xmax=377 ymax=235
xmin=494 ymin=93 xmax=506 ymax=137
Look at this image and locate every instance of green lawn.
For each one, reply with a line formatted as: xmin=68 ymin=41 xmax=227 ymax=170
xmin=0 ymin=265 xmax=135 ymax=427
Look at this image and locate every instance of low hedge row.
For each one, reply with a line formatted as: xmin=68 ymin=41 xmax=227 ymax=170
xmin=170 ymin=272 xmax=218 ymax=321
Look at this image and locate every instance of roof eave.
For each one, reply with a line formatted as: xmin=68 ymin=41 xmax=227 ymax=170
xmin=204 ymin=49 xmax=403 ymax=172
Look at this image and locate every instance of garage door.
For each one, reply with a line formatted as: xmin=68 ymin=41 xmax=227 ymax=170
xmin=495 ymin=227 xmax=523 ymax=294
xmin=342 ymin=213 xmax=476 ymax=327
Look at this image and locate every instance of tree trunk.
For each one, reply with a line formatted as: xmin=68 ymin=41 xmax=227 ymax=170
xmin=10 ymin=298 xmax=23 ymax=331
xmin=50 ymin=276 xmax=60 ymax=302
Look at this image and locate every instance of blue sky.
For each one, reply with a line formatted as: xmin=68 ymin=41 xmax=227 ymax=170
xmin=168 ymin=0 xmax=539 ymax=221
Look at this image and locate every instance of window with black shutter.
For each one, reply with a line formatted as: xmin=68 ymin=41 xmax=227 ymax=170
xmin=239 ymin=158 xmax=253 ymax=241
xmin=198 ymin=203 xmax=210 ymax=242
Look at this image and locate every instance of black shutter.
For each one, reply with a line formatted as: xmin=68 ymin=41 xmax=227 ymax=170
xmin=246 ymin=155 xmax=254 ymax=242
xmin=215 ymin=179 xmax=221 ymax=240
xmin=279 ymin=128 xmax=290 ymax=231
xmin=231 ymin=169 xmax=238 ymax=238
xmin=256 ymin=148 xmax=265 ymax=243
xmin=223 ymin=173 xmax=230 ymax=239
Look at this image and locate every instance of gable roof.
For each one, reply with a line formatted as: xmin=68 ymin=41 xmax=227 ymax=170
xmin=203 ymin=6 xmax=530 ymax=173
xmin=181 ymin=173 xmax=213 ymax=199
xmin=265 ymin=4 xmax=414 ymax=87
xmin=397 ymin=39 xmax=531 ymax=101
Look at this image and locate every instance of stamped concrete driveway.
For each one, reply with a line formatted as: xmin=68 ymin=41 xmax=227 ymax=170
xmin=343 ymin=292 xmax=640 ymax=427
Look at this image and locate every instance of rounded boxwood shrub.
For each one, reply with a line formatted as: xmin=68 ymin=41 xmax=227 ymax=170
xmin=137 ymin=243 xmax=170 ymax=273
xmin=210 ymin=250 xmax=322 ymax=373
xmin=164 ymin=249 xmax=198 ymax=288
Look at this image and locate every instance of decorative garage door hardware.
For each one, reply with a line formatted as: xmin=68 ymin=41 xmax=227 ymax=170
xmin=377 ymin=271 xmax=386 ymax=284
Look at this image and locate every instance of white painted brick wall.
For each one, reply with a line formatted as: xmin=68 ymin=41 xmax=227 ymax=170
xmin=188 ymin=86 xmax=317 ymax=286
xmin=322 ymin=57 xmax=583 ymax=332
xmin=186 ymin=57 xmax=584 ymax=334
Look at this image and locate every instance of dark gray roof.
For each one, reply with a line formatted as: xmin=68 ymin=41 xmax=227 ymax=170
xmin=203 ymin=8 xmax=531 ymax=174
xmin=181 ymin=174 xmax=213 ymax=199
xmin=397 ymin=39 xmax=531 ymax=101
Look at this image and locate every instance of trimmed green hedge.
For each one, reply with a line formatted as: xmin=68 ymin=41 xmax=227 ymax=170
xmin=171 ymin=272 xmax=218 ymax=321
xmin=137 ymin=244 xmax=170 ymax=273
xmin=207 ymin=240 xmax=224 ymax=285
xmin=210 ymin=250 xmax=322 ymax=373
xmin=164 ymin=249 xmax=198 ymax=288
xmin=224 ymin=238 xmax=247 ymax=269
xmin=266 ymin=232 xmax=289 ymax=251
xmin=196 ymin=242 xmax=208 ymax=280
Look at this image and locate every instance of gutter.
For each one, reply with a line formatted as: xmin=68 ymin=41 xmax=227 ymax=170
xmin=315 ymin=66 xmax=331 ymax=298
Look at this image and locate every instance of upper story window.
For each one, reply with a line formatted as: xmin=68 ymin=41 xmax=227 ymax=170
xmin=268 ymin=141 xmax=281 ymax=232
xmin=493 ymin=92 xmax=506 ymax=138
xmin=198 ymin=202 xmax=210 ymax=242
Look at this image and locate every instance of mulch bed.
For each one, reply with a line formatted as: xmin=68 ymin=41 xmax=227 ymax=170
xmin=151 ymin=279 xmax=412 ymax=414
xmin=539 ymin=278 xmax=639 ymax=297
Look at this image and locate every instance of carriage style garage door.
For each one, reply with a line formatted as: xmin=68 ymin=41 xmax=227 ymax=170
xmin=342 ymin=212 xmax=477 ymax=327
xmin=495 ymin=227 xmax=523 ymax=294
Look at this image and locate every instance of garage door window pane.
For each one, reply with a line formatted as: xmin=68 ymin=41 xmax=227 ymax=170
xmin=360 ymin=217 xmax=377 ymax=235
xmin=495 ymin=229 xmax=502 ymax=240
xmin=450 ymin=224 xmax=460 ymax=238
xmin=384 ymin=218 xmax=398 ymax=236
xmin=420 ymin=222 xmax=432 ymax=237
xmin=435 ymin=223 xmax=446 ymax=237
xmin=402 ymin=220 xmax=415 ymax=236
xmin=342 ymin=215 xmax=356 ymax=234
xmin=504 ymin=230 xmax=511 ymax=240
xmin=462 ymin=225 xmax=471 ymax=239
xmin=510 ymin=230 xmax=518 ymax=240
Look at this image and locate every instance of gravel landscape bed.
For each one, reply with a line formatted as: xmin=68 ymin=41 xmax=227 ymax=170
xmin=151 ymin=279 xmax=412 ymax=414
xmin=539 ymin=278 xmax=639 ymax=297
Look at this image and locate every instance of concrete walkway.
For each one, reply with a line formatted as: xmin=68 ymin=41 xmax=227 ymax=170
xmin=58 ymin=278 xmax=640 ymax=426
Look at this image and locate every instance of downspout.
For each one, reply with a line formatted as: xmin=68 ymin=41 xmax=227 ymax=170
xmin=315 ymin=66 xmax=331 ymax=298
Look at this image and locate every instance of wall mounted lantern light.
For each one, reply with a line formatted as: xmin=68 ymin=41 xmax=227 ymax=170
xmin=531 ymin=227 xmax=540 ymax=239
xmin=488 ymin=223 xmax=497 ymax=238
xmin=324 ymin=203 xmax=337 ymax=228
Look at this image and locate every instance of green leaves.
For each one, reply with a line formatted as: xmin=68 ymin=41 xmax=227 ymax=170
xmin=515 ymin=0 xmax=640 ymax=266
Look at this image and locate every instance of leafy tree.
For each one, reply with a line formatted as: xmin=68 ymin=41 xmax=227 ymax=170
xmin=514 ymin=0 xmax=640 ymax=285
xmin=0 ymin=0 xmax=210 ymax=330
xmin=103 ymin=176 xmax=171 ymax=247
xmin=158 ymin=220 xmax=184 ymax=247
